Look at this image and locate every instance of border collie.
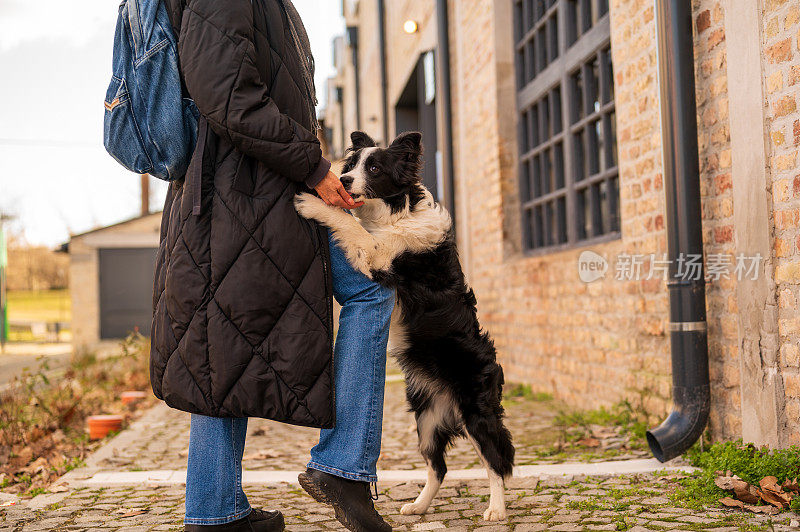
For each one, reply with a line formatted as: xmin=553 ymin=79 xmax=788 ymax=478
xmin=294 ymin=131 xmax=515 ymax=521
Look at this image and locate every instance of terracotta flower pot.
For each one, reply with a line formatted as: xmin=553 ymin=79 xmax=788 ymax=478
xmin=121 ymin=391 xmax=148 ymax=406
xmin=87 ymin=415 xmax=124 ymax=440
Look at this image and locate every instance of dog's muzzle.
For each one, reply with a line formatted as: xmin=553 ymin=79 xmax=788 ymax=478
xmin=340 ymin=174 xmax=367 ymax=200
xmin=340 ymin=175 xmax=354 ymax=191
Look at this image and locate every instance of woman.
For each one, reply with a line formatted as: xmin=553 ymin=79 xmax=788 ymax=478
xmin=153 ymin=1 xmax=394 ymax=531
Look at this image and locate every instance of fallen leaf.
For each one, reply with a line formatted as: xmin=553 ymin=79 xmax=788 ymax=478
xmin=119 ymin=511 xmax=147 ymax=518
xmin=116 ymin=507 xmax=147 ymax=516
xmin=783 ymin=478 xmax=800 ymax=492
xmin=0 ymin=501 xmax=17 ymax=508
xmin=757 ymin=476 xmax=792 ymax=509
xmin=720 ymin=497 xmax=743 ymax=508
xmin=760 ymin=476 xmax=781 ymax=493
xmin=242 ymin=449 xmax=281 ymax=461
xmin=715 ymin=476 xmax=736 ymax=490
xmin=600 ymin=438 xmax=626 ymax=450
xmin=757 ymin=488 xmax=790 ymax=509
xmin=733 ymin=481 xmax=760 ymax=505
xmin=576 ymin=438 xmax=600 ymax=448
xmin=716 ymin=474 xmax=767 ymax=506
xmin=29 ymin=427 xmax=45 ymax=442
xmin=26 ymin=457 xmax=49 ymax=474
xmin=590 ymin=425 xmax=618 ymax=439
xmin=15 ymin=447 xmax=33 ymax=464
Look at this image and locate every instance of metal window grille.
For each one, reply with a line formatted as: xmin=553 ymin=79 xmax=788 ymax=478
xmin=514 ymin=0 xmax=619 ymax=253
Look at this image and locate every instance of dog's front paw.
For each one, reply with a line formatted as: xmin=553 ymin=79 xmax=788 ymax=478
xmin=293 ymin=193 xmax=329 ymax=221
xmin=483 ymin=505 xmax=506 ymax=521
xmin=400 ymin=502 xmax=428 ymax=515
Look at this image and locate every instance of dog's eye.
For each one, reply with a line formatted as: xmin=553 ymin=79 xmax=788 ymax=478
xmin=368 ymin=165 xmax=379 ymax=174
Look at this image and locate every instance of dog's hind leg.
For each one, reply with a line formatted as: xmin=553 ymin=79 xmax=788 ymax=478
xmin=465 ymin=416 xmax=515 ymax=521
xmin=400 ymin=401 xmax=454 ymax=515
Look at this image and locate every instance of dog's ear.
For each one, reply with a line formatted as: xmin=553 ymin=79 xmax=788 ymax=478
xmin=388 ymin=131 xmax=422 ymax=163
xmin=388 ymin=132 xmax=423 ymax=185
xmin=350 ymin=131 xmax=377 ymax=150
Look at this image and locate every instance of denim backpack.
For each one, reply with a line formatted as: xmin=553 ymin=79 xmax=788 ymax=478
xmin=104 ymin=0 xmax=198 ymax=181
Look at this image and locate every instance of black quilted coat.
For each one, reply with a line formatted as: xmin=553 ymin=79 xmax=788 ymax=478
xmin=151 ymin=0 xmax=334 ymax=428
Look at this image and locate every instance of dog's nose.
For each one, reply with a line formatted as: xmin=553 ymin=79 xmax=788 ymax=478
xmin=340 ymin=175 xmax=354 ymax=190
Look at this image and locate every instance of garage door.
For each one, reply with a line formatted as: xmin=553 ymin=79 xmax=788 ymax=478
xmin=99 ymin=247 xmax=158 ymax=339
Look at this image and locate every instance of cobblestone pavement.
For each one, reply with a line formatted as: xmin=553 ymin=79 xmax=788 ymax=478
xmin=85 ymin=378 xmax=648 ymax=475
xmin=3 ymin=474 xmax=797 ymax=531
xmin=2 ymin=372 xmax=787 ymax=531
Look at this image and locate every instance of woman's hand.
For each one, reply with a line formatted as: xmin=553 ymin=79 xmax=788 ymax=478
xmin=314 ymin=170 xmax=364 ymax=209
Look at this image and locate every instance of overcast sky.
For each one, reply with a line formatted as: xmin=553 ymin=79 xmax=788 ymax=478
xmin=0 ymin=0 xmax=344 ymax=247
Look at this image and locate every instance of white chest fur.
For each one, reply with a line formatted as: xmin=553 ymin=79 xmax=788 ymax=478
xmin=353 ymin=189 xmax=451 ymax=271
xmin=294 ymin=187 xmax=450 ymax=277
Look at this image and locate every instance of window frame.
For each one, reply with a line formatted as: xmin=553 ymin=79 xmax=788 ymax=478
xmin=513 ymin=0 xmax=620 ymax=256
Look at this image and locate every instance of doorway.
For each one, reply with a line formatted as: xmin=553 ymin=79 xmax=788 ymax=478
xmin=395 ymin=51 xmax=441 ymax=201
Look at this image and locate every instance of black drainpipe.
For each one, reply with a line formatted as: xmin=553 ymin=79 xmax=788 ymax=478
xmin=646 ymin=0 xmax=710 ymax=463
xmin=436 ymin=0 xmax=456 ymax=226
xmin=346 ymin=26 xmax=361 ymax=131
xmin=377 ymin=0 xmax=390 ymax=145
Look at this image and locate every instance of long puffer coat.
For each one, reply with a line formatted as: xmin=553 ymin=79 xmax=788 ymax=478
xmin=150 ymin=0 xmax=334 ymax=428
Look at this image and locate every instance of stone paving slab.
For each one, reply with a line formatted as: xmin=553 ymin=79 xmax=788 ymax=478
xmin=2 ymin=475 xmax=796 ymax=531
xmin=62 ymin=379 xmax=647 ymax=481
xmin=64 ymin=458 xmax=694 ymax=488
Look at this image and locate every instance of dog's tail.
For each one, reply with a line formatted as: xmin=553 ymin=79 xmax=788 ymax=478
xmin=497 ymin=422 xmax=515 ymax=478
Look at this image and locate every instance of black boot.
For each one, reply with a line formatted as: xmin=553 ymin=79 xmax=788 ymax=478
xmin=185 ymin=508 xmax=285 ymax=532
xmin=298 ymin=468 xmax=392 ymax=532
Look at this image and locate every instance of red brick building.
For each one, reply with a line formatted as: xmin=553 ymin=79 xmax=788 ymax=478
xmin=321 ymin=0 xmax=800 ymax=447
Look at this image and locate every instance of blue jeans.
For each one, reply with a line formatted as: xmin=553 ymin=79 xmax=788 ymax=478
xmin=307 ymin=234 xmax=395 ymax=483
xmin=185 ymin=232 xmax=394 ymax=525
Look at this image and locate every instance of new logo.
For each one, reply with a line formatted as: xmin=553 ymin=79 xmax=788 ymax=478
xmin=578 ymin=250 xmax=608 ymax=283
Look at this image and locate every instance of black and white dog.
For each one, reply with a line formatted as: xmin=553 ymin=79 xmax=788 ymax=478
xmin=294 ymin=131 xmax=515 ymax=521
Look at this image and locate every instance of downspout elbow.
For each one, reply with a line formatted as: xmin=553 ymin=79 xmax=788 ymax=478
xmin=647 ymin=311 xmax=711 ymax=462
xmin=647 ymin=379 xmax=710 ymax=462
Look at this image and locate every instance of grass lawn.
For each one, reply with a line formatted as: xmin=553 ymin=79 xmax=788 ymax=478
xmin=6 ymin=289 xmax=71 ymax=323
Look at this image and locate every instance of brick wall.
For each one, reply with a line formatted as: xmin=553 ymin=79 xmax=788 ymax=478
xmin=448 ymin=0 xmax=682 ymax=430
xmin=764 ymin=0 xmax=800 ymax=444
xmin=447 ymin=0 xmax=775 ymax=440
xmin=691 ymin=0 xmax=739 ymax=439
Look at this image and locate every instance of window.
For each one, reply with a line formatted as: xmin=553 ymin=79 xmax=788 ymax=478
xmin=514 ymin=0 xmax=618 ymax=253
